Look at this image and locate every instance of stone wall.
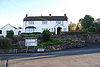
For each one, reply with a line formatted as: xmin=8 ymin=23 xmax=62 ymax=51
xmin=51 ymin=34 xmax=100 ymax=43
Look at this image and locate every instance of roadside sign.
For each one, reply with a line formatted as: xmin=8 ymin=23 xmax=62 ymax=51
xmin=25 ymin=39 xmax=37 ymax=46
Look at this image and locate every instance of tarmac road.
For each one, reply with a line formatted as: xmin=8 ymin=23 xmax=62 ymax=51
xmin=0 ymin=43 xmax=100 ymax=67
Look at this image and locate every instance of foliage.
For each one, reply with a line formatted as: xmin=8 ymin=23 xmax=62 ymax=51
xmin=16 ymin=41 xmax=25 ymax=46
xmin=42 ymin=29 xmax=51 ymax=42
xmin=80 ymin=15 xmax=94 ymax=31
xmin=69 ymin=23 xmax=77 ymax=31
xmin=12 ymin=35 xmax=22 ymax=44
xmin=21 ymin=32 xmax=41 ymax=37
xmin=0 ymin=37 xmax=12 ymax=49
xmin=21 ymin=32 xmax=41 ymax=35
xmin=6 ymin=30 xmax=14 ymax=39
xmin=12 ymin=44 xmax=27 ymax=49
xmin=86 ymin=26 xmax=95 ymax=32
xmin=65 ymin=39 xmax=82 ymax=43
xmin=39 ymin=39 xmax=62 ymax=46
xmin=93 ymin=23 xmax=100 ymax=33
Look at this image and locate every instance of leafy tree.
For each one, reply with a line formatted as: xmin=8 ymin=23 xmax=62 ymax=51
xmin=80 ymin=15 xmax=94 ymax=30
xmin=42 ymin=29 xmax=51 ymax=42
xmin=69 ymin=23 xmax=77 ymax=31
xmin=6 ymin=30 xmax=14 ymax=39
xmin=86 ymin=26 xmax=95 ymax=32
xmin=93 ymin=23 xmax=100 ymax=33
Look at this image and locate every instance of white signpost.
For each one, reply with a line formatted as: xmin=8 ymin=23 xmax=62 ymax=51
xmin=25 ymin=38 xmax=37 ymax=53
xmin=25 ymin=39 xmax=37 ymax=46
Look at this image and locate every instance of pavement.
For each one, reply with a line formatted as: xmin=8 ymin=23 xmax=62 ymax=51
xmin=0 ymin=43 xmax=100 ymax=67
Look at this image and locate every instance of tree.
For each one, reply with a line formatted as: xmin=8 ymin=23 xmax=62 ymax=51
xmin=6 ymin=30 xmax=14 ymax=39
xmin=42 ymin=29 xmax=51 ymax=42
xmin=93 ymin=23 xmax=100 ymax=33
xmin=86 ymin=26 xmax=95 ymax=32
xmin=80 ymin=15 xmax=94 ymax=30
xmin=69 ymin=23 xmax=77 ymax=31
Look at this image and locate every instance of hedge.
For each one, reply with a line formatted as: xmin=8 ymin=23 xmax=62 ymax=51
xmin=0 ymin=37 xmax=12 ymax=49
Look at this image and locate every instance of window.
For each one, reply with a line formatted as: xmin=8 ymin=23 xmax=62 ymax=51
xmin=63 ymin=28 xmax=66 ymax=31
xmin=51 ymin=28 xmax=54 ymax=32
xmin=26 ymin=28 xmax=34 ymax=33
xmin=42 ymin=21 xmax=48 ymax=24
xmin=28 ymin=21 xmax=34 ymax=25
xmin=56 ymin=21 xmax=61 ymax=24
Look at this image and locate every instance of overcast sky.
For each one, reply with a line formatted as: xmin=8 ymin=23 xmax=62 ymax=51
xmin=0 ymin=0 xmax=100 ymax=28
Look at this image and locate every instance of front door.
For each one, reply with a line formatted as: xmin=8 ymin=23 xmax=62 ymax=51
xmin=57 ymin=27 xmax=62 ymax=35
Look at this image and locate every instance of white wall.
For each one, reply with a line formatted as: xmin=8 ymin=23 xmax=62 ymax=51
xmin=1 ymin=24 xmax=22 ymax=37
xmin=23 ymin=21 xmax=69 ymax=33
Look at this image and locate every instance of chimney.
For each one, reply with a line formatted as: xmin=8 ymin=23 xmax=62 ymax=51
xmin=49 ymin=14 xmax=51 ymax=16
xmin=64 ymin=14 xmax=66 ymax=16
xmin=26 ymin=14 xmax=28 ymax=17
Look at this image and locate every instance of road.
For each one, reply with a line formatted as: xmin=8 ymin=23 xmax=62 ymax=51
xmin=0 ymin=43 xmax=100 ymax=67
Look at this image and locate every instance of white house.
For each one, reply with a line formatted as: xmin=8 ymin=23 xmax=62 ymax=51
xmin=23 ymin=14 xmax=69 ymax=34
xmin=1 ymin=24 xmax=22 ymax=37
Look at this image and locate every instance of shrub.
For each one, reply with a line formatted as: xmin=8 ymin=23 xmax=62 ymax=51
xmin=86 ymin=26 xmax=95 ymax=32
xmin=21 ymin=32 xmax=41 ymax=37
xmin=12 ymin=35 xmax=22 ymax=44
xmin=39 ymin=39 xmax=62 ymax=46
xmin=65 ymin=39 xmax=82 ymax=43
xmin=16 ymin=41 xmax=25 ymax=46
xmin=42 ymin=29 xmax=51 ymax=42
xmin=0 ymin=37 xmax=12 ymax=49
xmin=6 ymin=30 xmax=14 ymax=39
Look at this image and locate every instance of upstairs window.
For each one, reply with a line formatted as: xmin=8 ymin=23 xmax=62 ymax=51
xmin=56 ymin=21 xmax=61 ymax=24
xmin=42 ymin=21 xmax=48 ymax=24
xmin=28 ymin=21 xmax=34 ymax=25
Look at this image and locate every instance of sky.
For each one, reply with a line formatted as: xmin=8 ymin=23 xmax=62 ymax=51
xmin=0 ymin=0 xmax=100 ymax=28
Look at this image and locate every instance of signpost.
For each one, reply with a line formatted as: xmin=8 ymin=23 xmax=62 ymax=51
xmin=25 ymin=38 xmax=37 ymax=53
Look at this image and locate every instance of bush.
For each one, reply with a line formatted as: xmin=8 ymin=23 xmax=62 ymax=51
xmin=65 ymin=39 xmax=82 ymax=43
xmin=0 ymin=37 xmax=12 ymax=49
xmin=86 ymin=26 xmax=95 ymax=32
xmin=39 ymin=39 xmax=62 ymax=46
xmin=6 ymin=30 xmax=14 ymax=39
xmin=12 ymin=35 xmax=22 ymax=44
xmin=21 ymin=32 xmax=41 ymax=37
xmin=16 ymin=41 xmax=25 ymax=46
xmin=42 ymin=29 xmax=51 ymax=42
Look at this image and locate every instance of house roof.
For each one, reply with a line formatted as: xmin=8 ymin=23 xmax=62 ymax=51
xmin=23 ymin=14 xmax=68 ymax=21
xmin=1 ymin=24 xmax=17 ymax=29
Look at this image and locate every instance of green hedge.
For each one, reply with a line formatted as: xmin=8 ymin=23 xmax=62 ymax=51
xmin=21 ymin=32 xmax=41 ymax=37
xmin=0 ymin=37 xmax=12 ymax=49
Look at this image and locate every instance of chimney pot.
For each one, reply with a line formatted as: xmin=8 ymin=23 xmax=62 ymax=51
xmin=26 ymin=14 xmax=28 ymax=17
xmin=64 ymin=14 xmax=66 ymax=16
xmin=49 ymin=14 xmax=51 ymax=16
